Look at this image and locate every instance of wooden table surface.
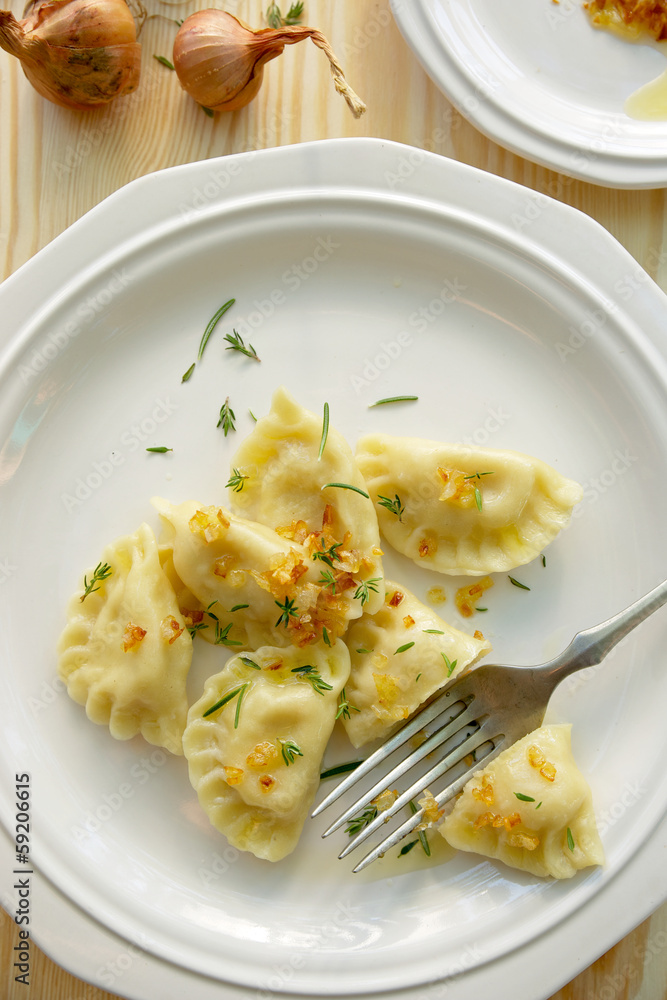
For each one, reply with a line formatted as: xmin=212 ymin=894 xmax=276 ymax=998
xmin=2 ymin=1 xmax=667 ymax=997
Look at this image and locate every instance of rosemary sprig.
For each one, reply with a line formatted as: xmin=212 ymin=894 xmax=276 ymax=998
xmin=203 ymin=682 xmax=250 ymax=727
xmin=321 ymin=482 xmax=370 ymax=499
xmin=199 ymin=297 xmax=235 ymax=360
xmin=217 ymin=397 xmax=236 ymax=436
xmin=154 ymin=54 xmax=174 ymax=70
xmin=146 ymin=446 xmax=172 ymax=453
xmin=187 ymin=621 xmax=209 ymax=639
xmin=239 ymin=655 xmax=261 ymax=670
xmin=353 ymin=577 xmax=382 ymax=606
xmin=395 ymin=641 xmax=415 ymax=654
xmin=80 ymin=562 xmax=112 ymax=602
xmin=442 ymin=653 xmax=458 ymax=676
xmin=464 ymin=471 xmax=493 ymax=512
xmin=275 ymin=596 xmax=299 ymax=628
xmin=369 ymin=395 xmax=418 ymax=407
xmin=266 ymin=1 xmax=304 ymax=27
xmin=224 ymin=329 xmax=260 ymax=362
xmin=291 ymin=665 xmax=333 ymax=695
xmin=336 ymin=688 xmax=360 ymax=721
xmin=213 ymin=621 xmax=243 ymax=648
xmin=317 ymin=401 xmax=329 ymax=461
xmin=408 ymin=800 xmax=431 ymax=857
xmin=318 ymin=569 xmax=338 ymax=593
xmin=346 ymin=805 xmax=378 ymax=837
xmin=181 ymin=362 xmax=196 ymax=382
xmin=320 ymin=760 xmax=362 ymax=781
xmin=226 ymin=468 xmax=249 ymax=492
xmin=279 ymin=738 xmax=303 ymax=766
xmin=311 ymin=538 xmax=343 ymax=568
xmin=377 ymin=493 xmax=404 ymax=521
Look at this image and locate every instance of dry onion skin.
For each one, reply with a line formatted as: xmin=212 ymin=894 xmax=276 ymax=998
xmin=0 ymin=0 xmax=141 ymax=110
xmin=172 ymin=9 xmax=366 ymax=116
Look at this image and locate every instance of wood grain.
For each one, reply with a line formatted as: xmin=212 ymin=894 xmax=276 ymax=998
xmin=1 ymin=0 xmax=667 ymax=997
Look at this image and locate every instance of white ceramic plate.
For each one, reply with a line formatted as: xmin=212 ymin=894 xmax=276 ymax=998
xmin=391 ymin=0 xmax=667 ymax=188
xmin=1 ymin=138 xmax=667 ymax=997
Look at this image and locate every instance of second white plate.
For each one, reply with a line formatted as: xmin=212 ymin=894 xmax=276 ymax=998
xmin=391 ymin=0 xmax=667 ymax=187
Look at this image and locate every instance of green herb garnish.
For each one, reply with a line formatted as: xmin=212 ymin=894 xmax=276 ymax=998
xmin=567 ymin=827 xmax=575 ymax=851
xmin=321 ymin=482 xmax=370 ymax=498
xmin=442 ymin=653 xmax=457 ymax=676
xmin=279 ymin=739 xmax=303 ymax=766
xmin=291 ymin=665 xmax=333 ymax=695
xmin=154 ymin=55 xmax=174 ymax=70
xmin=318 ymin=569 xmax=338 ymax=593
xmin=369 ymin=395 xmax=418 ymax=407
xmin=224 ymin=329 xmax=260 ymax=362
xmin=275 ymin=596 xmax=299 ymax=628
xmin=146 ymin=446 xmax=172 ymax=453
xmin=80 ymin=562 xmax=112 ymax=602
xmin=226 ymin=468 xmax=249 ymax=492
xmin=336 ymin=688 xmax=360 ymax=721
xmin=239 ymin=655 xmax=261 ymax=670
xmin=213 ymin=621 xmax=243 ymax=648
xmin=199 ymin=297 xmax=235 ymax=360
xmin=514 ymin=792 xmax=536 ymax=802
xmin=311 ymin=538 xmax=343 ymax=568
xmin=217 ymin=397 xmax=236 ymax=436
xmin=353 ymin=577 xmax=382 ymax=606
xmin=377 ymin=493 xmax=404 ymax=521
xmin=508 ymin=576 xmax=530 ymax=591
xmin=395 ymin=641 xmax=415 ymax=654
xmin=317 ymin=401 xmax=329 ymax=461
xmin=346 ymin=805 xmax=378 ymax=837
xmin=181 ymin=362 xmax=196 ymax=382
xmin=203 ymin=682 xmax=250 ymax=727
xmin=320 ymin=760 xmax=362 ymax=780
xmin=399 ymin=840 xmax=418 ymax=856
xmin=408 ymin=800 xmax=431 ymax=857
xmin=201 ymin=106 xmax=214 ymax=118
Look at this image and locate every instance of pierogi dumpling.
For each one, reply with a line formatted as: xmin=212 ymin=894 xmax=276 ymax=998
xmin=356 ymin=434 xmax=583 ymax=576
xmin=183 ymin=640 xmax=350 ymax=861
xmin=58 ymin=522 xmax=192 ymax=754
xmin=342 ymin=580 xmax=491 ymax=747
xmin=154 ymin=497 xmax=363 ymax=649
xmin=439 ymin=725 xmax=604 ymax=879
xmin=228 ymin=386 xmax=385 ymax=614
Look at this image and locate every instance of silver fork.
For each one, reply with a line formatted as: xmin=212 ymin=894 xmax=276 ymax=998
xmin=312 ymin=577 xmax=667 ymax=872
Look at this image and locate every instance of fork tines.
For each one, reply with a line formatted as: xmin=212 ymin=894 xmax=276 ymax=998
xmin=313 ymin=674 xmax=507 ymax=873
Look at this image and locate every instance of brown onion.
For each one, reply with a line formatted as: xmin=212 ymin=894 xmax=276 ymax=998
xmin=172 ymin=10 xmax=365 ymax=117
xmin=0 ymin=0 xmax=141 ymax=110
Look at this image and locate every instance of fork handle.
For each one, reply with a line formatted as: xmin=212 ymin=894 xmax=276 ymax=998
xmin=541 ymin=577 xmax=667 ymax=686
